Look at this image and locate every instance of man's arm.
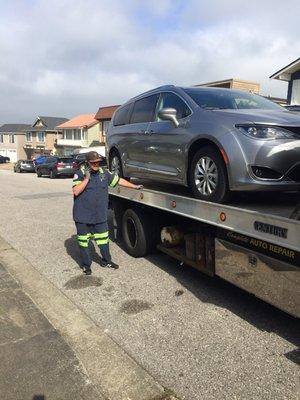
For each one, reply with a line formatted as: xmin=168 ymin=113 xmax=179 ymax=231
xmin=72 ymin=177 xmax=89 ymax=196
xmin=118 ymin=178 xmax=142 ymax=189
xmin=72 ymin=168 xmax=90 ymax=196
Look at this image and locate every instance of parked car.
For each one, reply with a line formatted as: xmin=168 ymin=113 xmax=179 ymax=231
xmin=33 ymin=155 xmax=50 ymax=167
xmin=107 ymin=85 xmax=300 ymax=202
xmin=36 ymin=156 xmax=76 ymax=178
xmin=14 ymin=160 xmax=35 ymax=173
xmin=0 ymin=155 xmax=10 ymax=163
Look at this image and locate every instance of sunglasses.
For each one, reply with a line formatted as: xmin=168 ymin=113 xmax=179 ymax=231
xmin=89 ymin=161 xmax=100 ymax=166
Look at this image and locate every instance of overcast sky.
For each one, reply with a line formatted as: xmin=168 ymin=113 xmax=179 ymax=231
xmin=0 ymin=0 xmax=299 ymax=124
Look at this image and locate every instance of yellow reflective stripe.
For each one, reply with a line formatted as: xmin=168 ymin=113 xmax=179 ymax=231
xmin=95 ymin=238 xmax=109 ymax=245
xmin=77 ymin=234 xmax=89 ymax=240
xmin=78 ymin=242 xmax=89 ymax=248
xmin=110 ymin=175 xmax=119 ymax=188
xmin=93 ymin=232 xmax=109 ymax=239
xmin=72 ymin=180 xmax=82 ymax=187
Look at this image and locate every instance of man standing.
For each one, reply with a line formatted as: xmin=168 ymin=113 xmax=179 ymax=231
xmin=72 ymin=151 xmax=141 ymax=274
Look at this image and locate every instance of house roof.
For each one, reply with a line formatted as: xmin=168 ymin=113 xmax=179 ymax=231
xmin=0 ymin=124 xmax=31 ymax=133
xmin=195 ymin=78 xmax=259 ymax=87
xmin=94 ymin=105 xmax=120 ymax=121
xmin=30 ymin=116 xmax=69 ymax=131
xmin=270 ymin=58 xmax=300 ymax=81
xmin=56 ymin=114 xmax=98 ymax=129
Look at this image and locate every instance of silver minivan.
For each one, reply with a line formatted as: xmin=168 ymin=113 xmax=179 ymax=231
xmin=106 ymin=85 xmax=300 ymax=202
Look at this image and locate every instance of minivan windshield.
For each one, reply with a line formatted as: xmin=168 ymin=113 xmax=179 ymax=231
xmin=183 ymin=88 xmax=283 ymax=111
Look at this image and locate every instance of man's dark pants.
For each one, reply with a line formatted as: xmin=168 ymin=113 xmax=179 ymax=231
xmin=75 ymin=222 xmax=111 ymax=268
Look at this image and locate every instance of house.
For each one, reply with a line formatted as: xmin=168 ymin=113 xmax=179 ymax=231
xmin=94 ymin=105 xmax=120 ymax=144
xmin=24 ymin=116 xmax=68 ymax=160
xmin=56 ymin=114 xmax=100 ymax=156
xmin=0 ymin=124 xmax=31 ymax=162
xmin=270 ymin=57 xmax=300 ymax=105
xmin=195 ymin=78 xmax=260 ymax=94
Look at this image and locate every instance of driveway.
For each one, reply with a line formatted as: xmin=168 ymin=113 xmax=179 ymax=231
xmin=0 ymin=170 xmax=298 ymax=400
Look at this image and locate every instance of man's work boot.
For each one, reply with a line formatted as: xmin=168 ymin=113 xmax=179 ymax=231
xmin=102 ymin=260 xmax=119 ymax=269
xmin=82 ymin=265 xmax=92 ymax=275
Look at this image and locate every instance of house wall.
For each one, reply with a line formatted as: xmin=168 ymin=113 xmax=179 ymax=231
xmin=87 ymin=122 xmax=100 ymax=146
xmin=287 ymin=70 xmax=300 ymax=104
xmin=231 ymin=80 xmax=260 ymax=93
xmin=0 ymin=133 xmax=27 ymax=161
xmin=24 ymin=131 xmax=62 ymax=158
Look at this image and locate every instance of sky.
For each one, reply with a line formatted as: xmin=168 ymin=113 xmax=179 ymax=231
xmin=0 ymin=0 xmax=300 ymax=124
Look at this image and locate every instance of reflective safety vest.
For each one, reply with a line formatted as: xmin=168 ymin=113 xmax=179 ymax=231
xmin=72 ymin=165 xmax=119 ymax=224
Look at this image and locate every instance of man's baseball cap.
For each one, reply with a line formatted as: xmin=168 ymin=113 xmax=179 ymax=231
xmin=86 ymin=151 xmax=101 ymax=162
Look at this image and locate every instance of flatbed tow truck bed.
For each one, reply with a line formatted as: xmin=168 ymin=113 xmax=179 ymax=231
xmin=109 ymin=183 xmax=300 ymax=317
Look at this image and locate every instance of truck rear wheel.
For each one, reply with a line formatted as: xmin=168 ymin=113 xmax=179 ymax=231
xmin=122 ymin=208 xmax=157 ymax=257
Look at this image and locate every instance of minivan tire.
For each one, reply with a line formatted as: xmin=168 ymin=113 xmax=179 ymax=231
xmin=189 ymin=146 xmax=230 ymax=203
xmin=109 ymin=151 xmax=128 ymax=179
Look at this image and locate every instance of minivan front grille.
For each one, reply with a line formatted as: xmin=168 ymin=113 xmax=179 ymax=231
xmin=286 ymin=164 xmax=300 ymax=182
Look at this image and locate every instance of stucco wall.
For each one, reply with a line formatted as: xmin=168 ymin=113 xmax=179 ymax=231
xmin=87 ymin=123 xmax=100 ymax=145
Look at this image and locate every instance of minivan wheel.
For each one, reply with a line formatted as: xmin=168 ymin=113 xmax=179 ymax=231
xmin=189 ymin=146 xmax=230 ymax=203
xmin=109 ymin=151 xmax=126 ymax=178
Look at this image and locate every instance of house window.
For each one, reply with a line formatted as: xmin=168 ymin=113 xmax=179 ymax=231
xmin=37 ymin=132 xmax=45 ymax=142
xmin=26 ymin=132 xmax=32 ymax=142
xmin=103 ymin=120 xmax=110 ymax=137
xmin=9 ymin=134 xmax=15 ymax=143
xmin=65 ymin=130 xmax=72 ymax=140
xmin=0 ymin=134 xmax=3 ymax=143
xmin=74 ymin=129 xmax=81 ymax=140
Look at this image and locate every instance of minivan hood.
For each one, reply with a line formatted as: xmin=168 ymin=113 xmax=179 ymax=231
xmin=211 ymin=109 xmax=300 ymax=126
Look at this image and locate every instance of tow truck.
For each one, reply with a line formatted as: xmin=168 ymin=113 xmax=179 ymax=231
xmin=109 ymin=183 xmax=300 ymax=318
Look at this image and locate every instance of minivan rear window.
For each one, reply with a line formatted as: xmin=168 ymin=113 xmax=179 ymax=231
xmin=130 ymin=94 xmax=159 ymax=124
xmin=114 ymin=104 xmax=132 ymax=126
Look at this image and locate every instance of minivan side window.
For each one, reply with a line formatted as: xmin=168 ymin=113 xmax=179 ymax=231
xmin=130 ymin=94 xmax=159 ymax=124
xmin=157 ymin=92 xmax=191 ymax=120
xmin=114 ymin=103 xmax=132 ymax=126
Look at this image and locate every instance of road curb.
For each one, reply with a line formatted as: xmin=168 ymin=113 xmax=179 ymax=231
xmin=0 ymin=236 xmax=177 ymax=400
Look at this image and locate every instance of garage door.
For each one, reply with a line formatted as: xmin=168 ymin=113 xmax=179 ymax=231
xmin=6 ymin=149 xmax=17 ymax=163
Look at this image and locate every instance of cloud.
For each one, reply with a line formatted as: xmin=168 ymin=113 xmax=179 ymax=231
xmin=0 ymin=0 xmax=299 ymax=123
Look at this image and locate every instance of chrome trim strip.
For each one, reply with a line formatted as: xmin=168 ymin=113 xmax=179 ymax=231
xmin=125 ymin=162 xmax=178 ymax=176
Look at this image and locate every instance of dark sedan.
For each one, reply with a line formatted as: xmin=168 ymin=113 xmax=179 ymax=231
xmin=36 ymin=156 xmax=76 ymax=178
xmin=14 ymin=160 xmax=35 ymax=173
xmin=0 ymin=155 xmax=10 ymax=163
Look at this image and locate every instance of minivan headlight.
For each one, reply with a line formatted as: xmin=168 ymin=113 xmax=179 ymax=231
xmin=237 ymin=125 xmax=298 ymax=140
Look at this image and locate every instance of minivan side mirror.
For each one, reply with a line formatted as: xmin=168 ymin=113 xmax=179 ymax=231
xmin=157 ymin=108 xmax=179 ymax=127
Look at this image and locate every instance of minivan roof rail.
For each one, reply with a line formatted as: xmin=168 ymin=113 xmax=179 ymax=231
xmin=128 ymin=85 xmax=176 ymax=102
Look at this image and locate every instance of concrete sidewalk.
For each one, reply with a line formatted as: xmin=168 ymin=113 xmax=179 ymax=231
xmin=0 ymin=237 xmax=177 ymax=400
xmin=0 ymin=262 xmax=101 ymax=400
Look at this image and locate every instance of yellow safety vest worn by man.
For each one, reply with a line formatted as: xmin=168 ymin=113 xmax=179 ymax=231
xmin=72 ymin=151 xmax=141 ymax=274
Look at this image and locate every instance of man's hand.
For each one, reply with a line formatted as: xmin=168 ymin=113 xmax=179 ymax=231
xmin=135 ymin=185 xmax=143 ymax=190
xmin=84 ymin=167 xmax=91 ymax=180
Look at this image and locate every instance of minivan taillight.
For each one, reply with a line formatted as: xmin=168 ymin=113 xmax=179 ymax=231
xmin=56 ymin=162 xmax=64 ymax=167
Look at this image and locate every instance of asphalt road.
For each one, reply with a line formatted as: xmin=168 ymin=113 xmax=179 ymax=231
xmin=0 ymin=169 xmax=299 ymax=400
